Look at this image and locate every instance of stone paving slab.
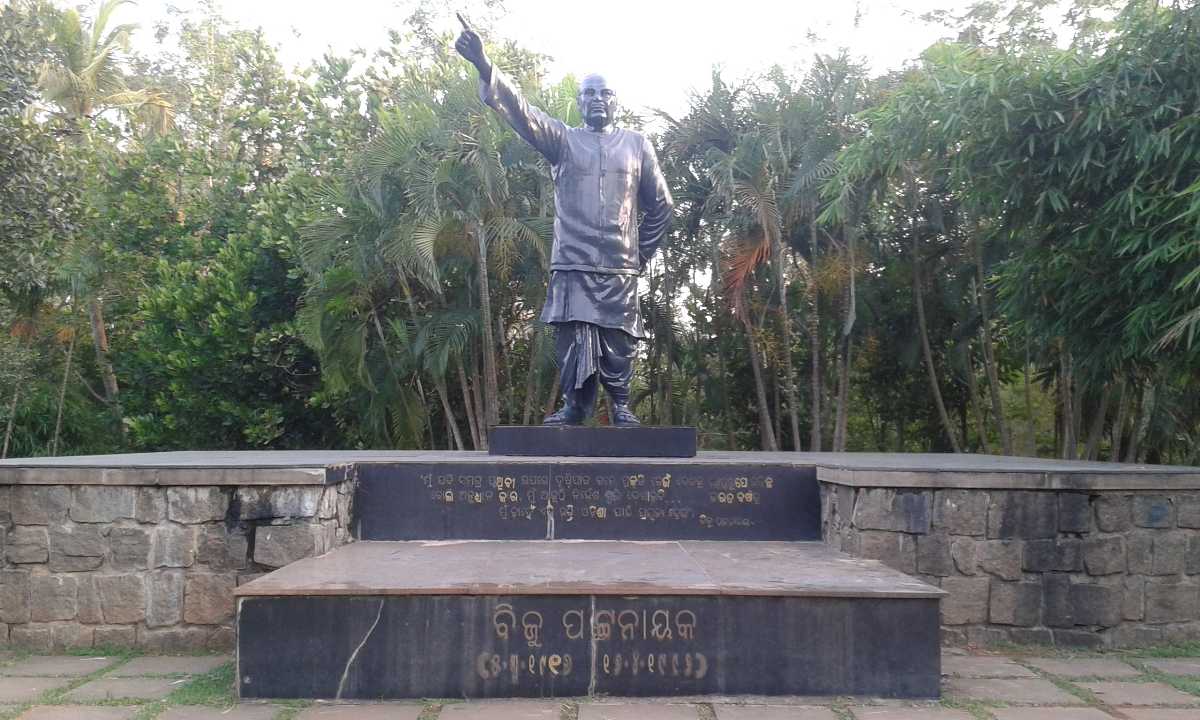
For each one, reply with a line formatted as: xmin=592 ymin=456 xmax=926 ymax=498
xmin=294 ymin=704 xmax=424 ymax=719
xmin=63 ymin=676 xmax=181 ymax=701
xmin=579 ymin=704 xmax=700 ymax=720
xmin=0 ymin=677 xmax=73 ymax=703
xmin=1142 ymin=658 xmax=1200 ymax=676
xmin=991 ymin=708 xmax=1118 ymax=719
xmin=941 ymin=655 xmax=1037 ymax=678
xmin=851 ymin=709 xmax=974 ymax=720
xmin=1023 ymin=658 xmax=1141 ymax=678
xmin=1 ymin=656 xmax=117 ymax=677
xmin=112 ymin=655 xmax=231 ymax=677
xmin=943 ymin=677 xmax=1082 ymax=705
xmin=714 ymin=706 xmax=839 ymax=719
xmin=17 ymin=707 xmax=139 ymax=719
xmin=439 ymin=701 xmax=565 ymax=719
xmin=158 ymin=705 xmax=284 ymax=720
xmin=1077 ymin=681 xmax=1199 ymax=706
xmin=1118 ymin=710 xmax=1200 ymax=719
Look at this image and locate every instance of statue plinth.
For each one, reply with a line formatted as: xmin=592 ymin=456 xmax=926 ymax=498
xmin=488 ymin=425 xmax=697 ymax=457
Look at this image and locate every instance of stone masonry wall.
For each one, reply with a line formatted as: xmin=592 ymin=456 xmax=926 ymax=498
xmin=0 ymin=481 xmax=354 ymax=652
xmin=822 ymin=483 xmax=1200 ymax=648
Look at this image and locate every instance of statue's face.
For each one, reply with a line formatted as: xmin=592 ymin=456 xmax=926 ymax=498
xmin=578 ymin=74 xmax=618 ymax=130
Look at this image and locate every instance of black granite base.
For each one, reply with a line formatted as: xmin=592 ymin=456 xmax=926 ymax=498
xmin=353 ymin=461 xmax=821 ymax=541
xmin=489 ymin=426 xmax=697 ymax=458
xmin=237 ymin=594 xmax=941 ymax=699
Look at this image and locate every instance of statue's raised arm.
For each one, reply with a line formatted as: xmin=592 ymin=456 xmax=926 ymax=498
xmin=455 ymin=15 xmax=567 ymax=165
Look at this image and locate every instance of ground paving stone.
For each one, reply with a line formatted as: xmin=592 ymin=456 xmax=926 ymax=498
xmin=63 ymin=676 xmax=181 ymax=701
xmin=1118 ymin=710 xmax=1200 ymax=719
xmin=439 ymin=700 xmax=565 ymax=719
xmin=17 ymin=707 xmax=138 ymax=720
xmin=943 ymin=677 xmax=1082 ymax=704
xmin=714 ymin=706 xmax=838 ymax=719
xmin=111 ymin=655 xmax=231 ymax=676
xmin=1023 ymin=658 xmax=1142 ymax=678
xmin=157 ymin=705 xmax=283 ymax=720
xmin=850 ymin=709 xmax=973 ymax=720
xmin=1 ymin=655 xmax=117 ymax=676
xmin=991 ymin=709 xmax=1117 ymax=720
xmin=1076 ymin=681 xmax=1199 ymax=706
xmin=294 ymin=704 xmax=424 ymax=719
xmin=1142 ymin=658 xmax=1200 ymax=676
xmin=579 ymin=703 xmax=700 ymax=720
xmin=941 ymin=655 xmax=1037 ymax=677
xmin=0 ymin=677 xmax=72 ymax=703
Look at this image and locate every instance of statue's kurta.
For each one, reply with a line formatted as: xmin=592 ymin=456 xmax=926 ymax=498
xmin=480 ymin=69 xmax=673 ymax=339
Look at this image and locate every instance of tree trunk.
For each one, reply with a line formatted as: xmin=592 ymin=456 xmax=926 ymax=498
xmin=974 ymin=235 xmax=1013 ymax=454
xmin=1061 ymin=351 xmax=1076 ymax=460
xmin=521 ymin=331 xmax=542 ymax=426
xmin=807 ymin=216 xmax=821 ymax=452
xmin=1125 ymin=383 xmax=1151 ymax=463
xmin=52 ymin=333 xmax=77 ymax=456
xmin=911 ymin=215 xmax=962 ymax=453
xmin=457 ymin=359 xmax=480 ymax=450
xmin=833 ymin=224 xmax=856 ymax=452
xmin=88 ymin=297 xmax=123 ymax=436
xmin=740 ymin=288 xmax=778 ymax=452
xmin=544 ymin=371 xmax=561 ymax=418
xmin=473 ymin=225 xmax=500 ymax=428
xmin=767 ymin=218 xmax=800 ymax=451
xmin=965 ymin=346 xmax=992 ymax=454
xmin=661 ymin=248 xmax=674 ymax=426
xmin=1024 ymin=337 xmax=1035 ymax=455
xmin=2 ymin=385 xmax=19 ymax=459
xmin=472 ymin=351 xmax=488 ymax=448
xmin=1084 ymin=383 xmax=1111 ymax=461
xmin=435 ymin=376 xmax=465 ymax=451
xmin=1110 ymin=379 xmax=1128 ymax=463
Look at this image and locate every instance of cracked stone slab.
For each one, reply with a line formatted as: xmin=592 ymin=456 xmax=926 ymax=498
xmin=943 ymin=677 xmax=1082 ymax=705
xmin=851 ymin=709 xmax=974 ymax=720
xmin=1 ymin=656 xmax=118 ymax=677
xmin=111 ymin=656 xmax=231 ymax=677
xmin=0 ymin=677 xmax=73 ymax=703
xmin=991 ymin=709 xmax=1118 ymax=720
xmin=294 ymin=704 xmax=424 ymax=719
xmin=579 ymin=704 xmax=701 ymax=720
xmin=63 ymin=677 xmax=182 ymax=702
xmin=941 ymin=655 xmax=1037 ymax=678
xmin=1142 ymin=659 xmax=1200 ymax=676
xmin=17 ymin=707 xmax=139 ymax=720
xmin=157 ymin=705 xmax=283 ymax=720
xmin=1118 ymin=710 xmax=1200 ymax=719
xmin=714 ymin=707 xmax=839 ymax=719
xmin=440 ymin=701 xmax=567 ymax=719
xmin=1077 ymin=681 xmax=1199 ymax=706
xmin=1023 ymin=658 xmax=1142 ymax=678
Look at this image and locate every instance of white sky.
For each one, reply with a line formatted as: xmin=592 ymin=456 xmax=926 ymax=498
xmin=132 ymin=0 xmax=956 ymax=117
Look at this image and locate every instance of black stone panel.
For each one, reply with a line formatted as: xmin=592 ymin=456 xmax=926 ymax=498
xmin=238 ymin=594 xmax=940 ymax=699
xmin=354 ymin=462 xmax=821 ymax=541
xmin=489 ymin=426 xmax=697 ymax=458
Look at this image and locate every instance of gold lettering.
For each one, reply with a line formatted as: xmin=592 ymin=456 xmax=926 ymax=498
xmin=676 ymin=610 xmax=697 ymax=640
xmin=563 ymin=609 xmax=585 ymax=640
xmin=521 ymin=611 xmax=544 ymax=648
xmin=492 ymin=604 xmax=516 ymax=640
xmin=592 ymin=610 xmax=613 ymax=641
xmin=651 ymin=610 xmax=673 ymax=641
xmin=617 ymin=610 xmax=639 ymax=640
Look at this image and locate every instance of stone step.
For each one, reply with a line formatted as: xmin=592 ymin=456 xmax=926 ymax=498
xmin=352 ymin=459 xmax=820 ymax=541
xmin=235 ymin=540 xmax=943 ymax=700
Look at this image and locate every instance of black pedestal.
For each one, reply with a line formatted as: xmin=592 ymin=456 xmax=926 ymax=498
xmin=489 ymin=426 xmax=697 ymax=458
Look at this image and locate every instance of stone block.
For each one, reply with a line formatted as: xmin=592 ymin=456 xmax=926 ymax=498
xmin=318 ymin=486 xmax=339 ymax=519
xmin=146 ymin=570 xmax=184 ymax=628
xmin=6 ymin=526 xmax=48 ymax=564
xmin=134 ymin=488 xmax=166 ymax=523
xmin=987 ymin=491 xmax=1057 ymax=539
xmin=854 ymin=530 xmax=917 ymax=574
xmin=96 ymin=574 xmax=145 ymax=624
xmin=253 ymin=522 xmax=324 ymax=569
xmin=236 ymin=486 xmax=323 ymax=520
xmin=1123 ymin=576 xmax=1144 ymax=620
xmin=1058 ymin=492 xmax=1092 ymax=533
xmin=1178 ymin=495 xmax=1200 ymax=529
xmin=1129 ymin=530 xmax=1187 ymax=575
xmin=11 ymin=486 xmax=70 ymax=524
xmin=48 ymin=524 xmax=104 ymax=572
xmin=1145 ymin=580 xmax=1199 ymax=623
xmin=152 ymin=525 xmax=195 ymax=568
xmin=933 ymin=490 xmax=989 ymax=536
xmin=1023 ymin=539 xmax=1082 ymax=572
xmin=70 ymin=486 xmax=136 ymax=523
xmin=1007 ymin=628 xmax=1053 ymax=646
xmin=1133 ymin=495 xmax=1174 ymax=528
xmin=940 ymin=576 xmax=989 ymax=625
xmin=1108 ymin=624 xmax=1164 ymax=647
xmin=50 ymin=622 xmax=93 ymax=650
xmin=917 ymin=533 xmax=954 ymax=576
xmin=184 ymin=574 xmax=235 ymax=625
xmin=75 ymin=576 xmax=102 ymax=624
xmin=208 ymin=625 xmax=235 ymax=650
xmin=137 ymin=626 xmax=214 ymax=652
xmin=0 ymin=569 xmax=31 ymax=623
xmin=1052 ymin=628 xmax=1107 ymax=649
xmin=951 ymin=537 xmax=977 ymax=575
xmin=30 ymin=575 xmax=77 ymax=622
xmin=944 ymin=677 xmax=1080 ymax=705
xmin=1189 ymin=536 xmax=1200 ymax=575
xmin=237 ymin=572 xmax=266 ymax=586
xmin=196 ymin=525 xmax=249 ymax=571
xmin=851 ymin=488 xmax=932 ymax=534
xmin=1082 ymin=536 xmax=1125 ymax=575
xmin=977 ymin=540 xmax=1023 ymax=580
xmin=990 ymin=580 xmax=1041 ymax=626
xmin=108 ymin=527 xmax=151 ymax=570
xmin=10 ymin=624 xmax=52 ymax=651
xmin=93 ymin=625 xmax=137 ymax=648
xmin=1094 ymin=495 xmax=1132 ymax=532
xmin=966 ymin=626 xmax=1011 ymax=647
xmin=1071 ymin=583 xmax=1122 ymax=627
xmin=1043 ymin=573 xmax=1074 ymax=628
xmin=166 ymin=487 xmax=229 ymax=524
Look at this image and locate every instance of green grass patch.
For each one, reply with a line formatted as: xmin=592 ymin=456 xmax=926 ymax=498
xmin=164 ymin=661 xmax=237 ymax=707
xmin=1128 ymin=641 xmax=1200 ymax=658
xmin=62 ymin=645 xmax=142 ymax=659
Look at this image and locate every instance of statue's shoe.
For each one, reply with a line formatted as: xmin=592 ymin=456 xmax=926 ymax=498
xmin=611 ymin=404 xmax=641 ymax=427
xmin=543 ymin=405 xmax=586 ymax=426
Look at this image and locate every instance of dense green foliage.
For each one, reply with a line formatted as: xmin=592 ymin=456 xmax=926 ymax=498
xmin=3 ymin=0 xmax=1200 ymax=462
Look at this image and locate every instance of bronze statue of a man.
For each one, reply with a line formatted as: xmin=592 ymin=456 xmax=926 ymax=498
xmin=455 ymin=18 xmax=673 ymax=426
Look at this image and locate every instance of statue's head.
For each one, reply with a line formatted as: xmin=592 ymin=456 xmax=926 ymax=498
xmin=578 ymin=73 xmax=618 ymax=131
